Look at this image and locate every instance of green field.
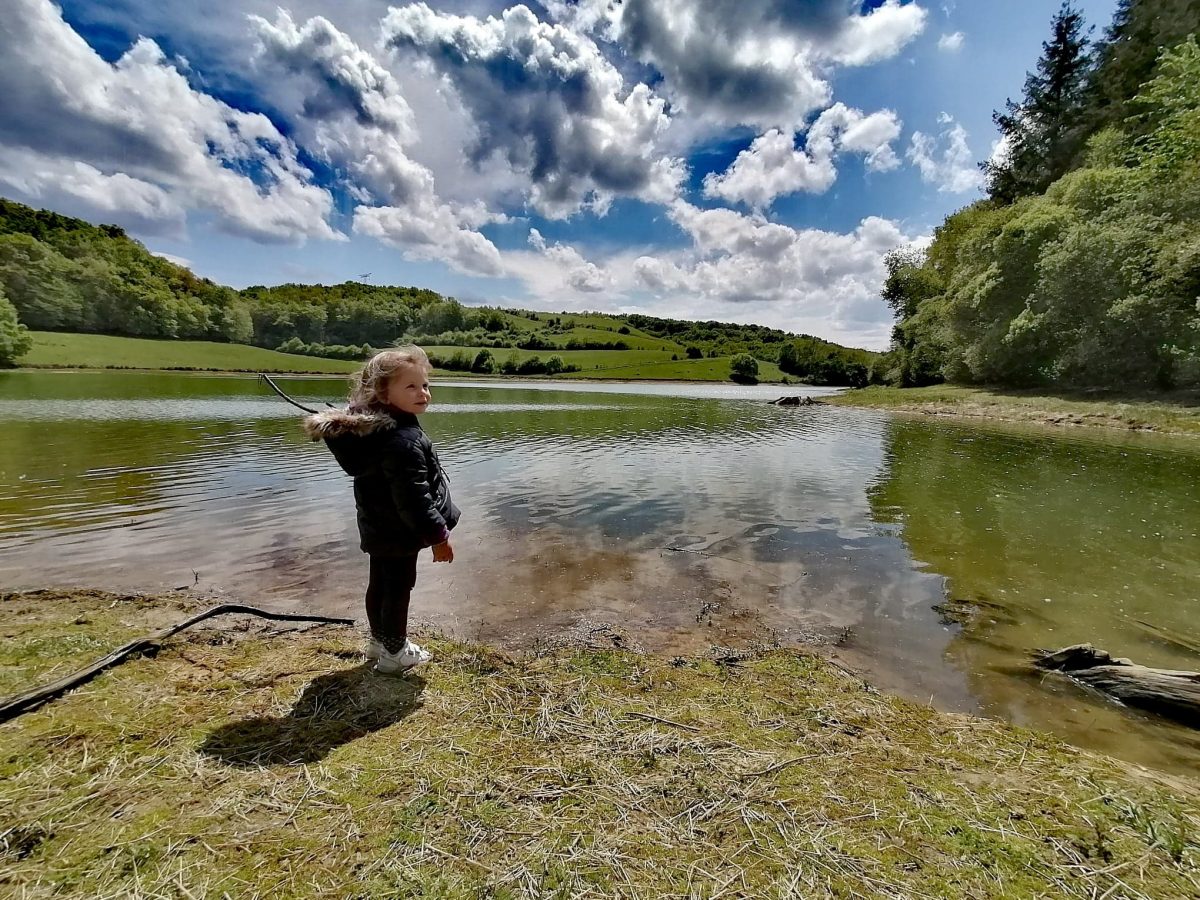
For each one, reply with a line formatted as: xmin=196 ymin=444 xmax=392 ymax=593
xmin=20 ymin=331 xmax=359 ymax=374
xmin=18 ymin=332 xmax=786 ymax=383
xmin=424 ymin=345 xmax=786 ymax=382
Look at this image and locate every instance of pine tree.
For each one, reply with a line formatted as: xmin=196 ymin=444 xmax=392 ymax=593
xmin=984 ymin=3 xmax=1092 ymax=202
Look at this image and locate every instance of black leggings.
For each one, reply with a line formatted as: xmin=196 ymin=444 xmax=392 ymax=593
xmin=365 ymin=554 xmax=418 ymax=653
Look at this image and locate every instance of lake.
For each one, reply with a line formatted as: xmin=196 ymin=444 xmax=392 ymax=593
xmin=2 ymin=370 xmax=1198 ymax=773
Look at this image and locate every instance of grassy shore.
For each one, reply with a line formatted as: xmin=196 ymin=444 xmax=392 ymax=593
xmin=830 ymin=384 xmax=1200 ymax=436
xmin=2 ymin=589 xmax=1197 ymax=898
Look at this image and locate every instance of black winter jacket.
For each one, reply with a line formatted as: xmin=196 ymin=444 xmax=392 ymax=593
xmin=303 ymin=407 xmax=460 ymax=556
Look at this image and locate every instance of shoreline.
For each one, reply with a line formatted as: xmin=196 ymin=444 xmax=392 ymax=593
xmin=12 ymin=364 xmax=1200 ymax=435
xmin=829 ymin=384 xmax=1200 ymax=437
xmin=3 ymin=587 xmax=1197 ymax=897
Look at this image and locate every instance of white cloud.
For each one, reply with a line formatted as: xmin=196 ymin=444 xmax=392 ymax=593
xmin=380 ymin=3 xmax=685 ymax=218
xmin=607 ymin=0 xmax=927 ymax=131
xmin=0 ymin=0 xmax=340 ymax=243
xmin=702 ymin=104 xmax=901 ymax=209
xmin=353 ymin=199 xmax=504 ymax=277
xmin=0 ymin=146 xmax=185 ymax=235
xmin=825 ymin=0 xmax=929 ymax=66
xmin=250 ymin=11 xmax=504 ymax=276
xmin=937 ymin=31 xmax=965 ymax=52
xmin=498 ymin=201 xmax=913 ymax=348
xmin=520 ymin=229 xmax=610 ymax=293
xmin=907 ymin=115 xmax=983 ymax=193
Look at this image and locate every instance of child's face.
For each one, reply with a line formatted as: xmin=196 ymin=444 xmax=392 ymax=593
xmin=384 ymin=363 xmax=431 ymax=415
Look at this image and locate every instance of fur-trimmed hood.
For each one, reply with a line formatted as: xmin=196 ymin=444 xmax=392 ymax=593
xmin=302 ymin=406 xmax=425 ymax=480
xmin=301 ymin=407 xmax=398 ymax=441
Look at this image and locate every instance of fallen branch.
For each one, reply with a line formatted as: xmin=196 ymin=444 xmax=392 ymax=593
xmin=1034 ymin=643 xmax=1200 ymax=728
xmin=0 ymin=604 xmax=355 ymax=723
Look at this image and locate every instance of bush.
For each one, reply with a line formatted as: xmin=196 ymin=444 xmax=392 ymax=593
xmin=730 ymin=353 xmax=759 ymax=384
xmin=471 ymin=349 xmax=495 ymax=374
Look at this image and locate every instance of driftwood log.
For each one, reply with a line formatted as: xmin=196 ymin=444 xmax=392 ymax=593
xmin=1035 ymin=643 xmax=1200 ymax=728
xmin=0 ymin=604 xmax=355 ymax=724
xmin=770 ymin=396 xmax=825 ymax=406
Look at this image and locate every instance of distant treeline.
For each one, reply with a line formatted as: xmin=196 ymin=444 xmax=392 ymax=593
xmin=0 ymin=197 xmax=875 ymax=383
xmin=626 ymin=314 xmax=875 ymax=386
xmin=880 ymin=0 xmax=1200 ymax=390
xmin=0 ymin=199 xmax=251 ymax=347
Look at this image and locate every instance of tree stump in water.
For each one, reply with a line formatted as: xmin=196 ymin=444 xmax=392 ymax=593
xmin=770 ymin=396 xmax=824 ymax=406
xmin=1034 ymin=643 xmax=1200 ymax=728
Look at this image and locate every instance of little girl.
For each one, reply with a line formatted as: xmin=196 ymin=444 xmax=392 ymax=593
xmin=303 ymin=346 xmax=459 ymax=674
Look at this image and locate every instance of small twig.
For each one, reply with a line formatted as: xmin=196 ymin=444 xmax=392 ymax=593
xmin=627 ymin=712 xmax=701 ymax=732
xmin=740 ymin=749 xmax=859 ymax=780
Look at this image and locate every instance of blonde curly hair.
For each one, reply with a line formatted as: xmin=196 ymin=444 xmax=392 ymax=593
xmin=348 ymin=345 xmax=431 ymax=411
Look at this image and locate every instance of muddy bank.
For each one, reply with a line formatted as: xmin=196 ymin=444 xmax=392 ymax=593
xmin=3 ymin=588 xmax=1198 ymax=898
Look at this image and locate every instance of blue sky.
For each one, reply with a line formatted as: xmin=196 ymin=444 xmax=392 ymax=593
xmin=0 ymin=0 xmax=1117 ymax=348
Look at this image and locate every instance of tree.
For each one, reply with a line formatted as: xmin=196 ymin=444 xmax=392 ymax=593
xmin=0 ymin=285 xmax=32 ymax=366
xmin=985 ymin=3 xmax=1092 ymax=202
xmin=729 ymin=353 xmax=759 ymax=383
xmin=471 ymin=349 xmax=495 ymax=373
xmin=1083 ymin=0 xmax=1200 ymax=139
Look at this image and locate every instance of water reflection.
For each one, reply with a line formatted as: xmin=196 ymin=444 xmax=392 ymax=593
xmin=869 ymin=417 xmax=1200 ymax=771
xmin=2 ymin=371 xmax=1198 ymax=773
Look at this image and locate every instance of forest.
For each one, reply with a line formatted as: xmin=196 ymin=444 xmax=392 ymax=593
xmin=879 ymin=0 xmax=1200 ymax=390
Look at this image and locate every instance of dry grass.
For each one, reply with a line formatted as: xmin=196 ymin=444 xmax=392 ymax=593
xmin=2 ymin=589 xmax=1198 ymax=898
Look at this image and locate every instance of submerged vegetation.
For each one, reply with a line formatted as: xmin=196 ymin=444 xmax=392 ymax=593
xmin=1 ymin=589 xmax=1197 ymax=898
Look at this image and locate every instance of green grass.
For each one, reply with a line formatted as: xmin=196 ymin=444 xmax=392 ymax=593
xmin=20 ymin=331 xmax=359 ymax=374
xmin=2 ymin=588 xmax=1197 ymax=899
xmin=832 ymin=384 xmax=1200 ymax=435
xmin=17 ymin=333 xmax=784 ymax=382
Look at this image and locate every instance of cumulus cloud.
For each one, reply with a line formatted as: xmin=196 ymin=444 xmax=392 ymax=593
xmin=523 ymin=229 xmax=610 ymax=292
xmin=501 ymin=201 xmax=913 ymax=347
xmin=703 ymin=104 xmax=901 ymax=208
xmin=354 ymin=202 xmax=503 ymax=275
xmin=907 ymin=115 xmax=983 ymax=193
xmin=381 ymin=3 xmax=685 ymax=218
xmin=0 ymin=145 xmax=185 ymax=235
xmin=606 ymin=0 xmax=926 ymax=130
xmin=938 ymin=31 xmax=965 ymax=52
xmin=251 ymin=11 xmax=504 ymax=276
xmin=0 ymin=0 xmax=339 ymax=242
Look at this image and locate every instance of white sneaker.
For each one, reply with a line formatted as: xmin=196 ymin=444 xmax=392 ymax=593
xmin=374 ymin=639 xmax=432 ymax=675
xmin=364 ymin=636 xmax=385 ymax=660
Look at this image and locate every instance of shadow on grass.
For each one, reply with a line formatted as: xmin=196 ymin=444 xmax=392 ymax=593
xmin=199 ymin=663 xmax=426 ymax=767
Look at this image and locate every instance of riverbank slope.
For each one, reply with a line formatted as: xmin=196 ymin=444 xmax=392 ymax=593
xmin=830 ymin=384 xmax=1200 ymax=436
xmin=2 ymin=589 xmax=1197 ymax=898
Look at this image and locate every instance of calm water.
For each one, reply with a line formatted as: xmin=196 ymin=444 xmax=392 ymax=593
xmin=2 ymin=371 xmax=1198 ymax=773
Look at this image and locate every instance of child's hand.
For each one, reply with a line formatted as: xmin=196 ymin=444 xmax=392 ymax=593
xmin=432 ymin=540 xmax=454 ymax=563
